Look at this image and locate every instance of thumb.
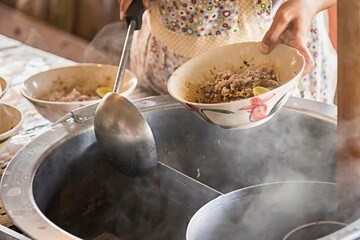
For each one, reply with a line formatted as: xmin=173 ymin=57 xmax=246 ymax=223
xmin=119 ymin=0 xmax=133 ymax=20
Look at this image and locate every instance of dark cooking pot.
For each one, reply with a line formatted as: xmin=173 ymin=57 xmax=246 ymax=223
xmin=2 ymin=95 xmax=356 ymax=240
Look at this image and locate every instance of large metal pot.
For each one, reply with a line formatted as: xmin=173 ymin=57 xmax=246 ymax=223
xmin=2 ymin=95 xmax=355 ymax=240
xmin=186 ymin=181 xmax=341 ymax=240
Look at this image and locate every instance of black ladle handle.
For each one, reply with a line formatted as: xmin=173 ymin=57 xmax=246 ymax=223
xmin=125 ymin=0 xmax=144 ymax=30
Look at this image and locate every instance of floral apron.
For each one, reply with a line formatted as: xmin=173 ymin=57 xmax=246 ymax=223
xmin=130 ymin=0 xmax=337 ymax=104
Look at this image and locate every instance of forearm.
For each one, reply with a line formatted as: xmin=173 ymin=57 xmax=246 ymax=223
xmin=280 ymin=0 xmax=337 ymax=17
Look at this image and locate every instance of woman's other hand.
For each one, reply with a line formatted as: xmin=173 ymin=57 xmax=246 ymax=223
xmin=118 ymin=0 xmax=150 ymax=20
xmin=260 ymin=0 xmax=336 ymax=75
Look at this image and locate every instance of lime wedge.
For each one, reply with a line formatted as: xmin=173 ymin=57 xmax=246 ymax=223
xmin=252 ymin=86 xmax=270 ymax=96
xmin=96 ymin=87 xmax=112 ymax=98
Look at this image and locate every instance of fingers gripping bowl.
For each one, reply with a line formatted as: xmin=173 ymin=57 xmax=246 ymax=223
xmin=167 ymin=42 xmax=305 ymax=129
xmin=21 ymin=64 xmax=137 ymax=122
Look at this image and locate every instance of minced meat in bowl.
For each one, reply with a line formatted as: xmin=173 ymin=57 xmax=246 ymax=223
xmin=196 ymin=66 xmax=280 ymax=104
xmin=21 ymin=64 xmax=138 ymax=122
xmin=40 ymin=88 xmax=101 ymax=102
xmin=167 ymin=42 xmax=305 ymax=129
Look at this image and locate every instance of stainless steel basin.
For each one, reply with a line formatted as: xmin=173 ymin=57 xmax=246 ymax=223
xmin=3 ymin=95 xmax=354 ymax=240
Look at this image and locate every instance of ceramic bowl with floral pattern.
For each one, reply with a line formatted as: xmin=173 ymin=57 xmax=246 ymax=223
xmin=168 ymin=42 xmax=305 ymax=130
xmin=0 ymin=103 xmax=23 ymax=153
xmin=21 ymin=64 xmax=137 ymax=122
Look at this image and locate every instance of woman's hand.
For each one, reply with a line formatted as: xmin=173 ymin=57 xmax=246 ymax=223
xmin=260 ymin=0 xmax=336 ymax=75
xmin=118 ymin=0 xmax=150 ymax=20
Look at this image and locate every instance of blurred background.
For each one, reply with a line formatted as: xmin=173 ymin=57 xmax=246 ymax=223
xmin=0 ymin=0 xmax=127 ymax=64
xmin=0 ymin=0 xmax=337 ymax=64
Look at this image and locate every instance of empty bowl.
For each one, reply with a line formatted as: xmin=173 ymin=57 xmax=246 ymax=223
xmin=167 ymin=42 xmax=305 ymax=129
xmin=0 ymin=103 xmax=23 ymax=153
xmin=21 ymin=64 xmax=137 ymax=122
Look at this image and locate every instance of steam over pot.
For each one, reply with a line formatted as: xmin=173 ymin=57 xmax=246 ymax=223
xmin=2 ymin=95 xmax=355 ymax=240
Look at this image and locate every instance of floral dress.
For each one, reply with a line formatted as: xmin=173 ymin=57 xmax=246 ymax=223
xmin=130 ymin=0 xmax=337 ymax=104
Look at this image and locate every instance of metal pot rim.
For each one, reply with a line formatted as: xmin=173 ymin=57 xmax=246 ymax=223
xmin=0 ymin=95 xmax=340 ymax=240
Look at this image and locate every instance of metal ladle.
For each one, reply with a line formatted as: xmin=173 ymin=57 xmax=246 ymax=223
xmin=94 ymin=1 xmax=157 ymax=176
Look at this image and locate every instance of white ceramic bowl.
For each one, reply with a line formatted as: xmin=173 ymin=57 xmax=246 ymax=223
xmin=168 ymin=42 xmax=305 ymax=129
xmin=0 ymin=103 xmax=23 ymax=153
xmin=21 ymin=64 xmax=138 ymax=122
xmin=0 ymin=77 xmax=9 ymax=100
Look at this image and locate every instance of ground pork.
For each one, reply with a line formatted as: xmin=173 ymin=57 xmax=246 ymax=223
xmin=41 ymin=88 xmax=99 ymax=102
xmin=197 ymin=66 xmax=279 ymax=104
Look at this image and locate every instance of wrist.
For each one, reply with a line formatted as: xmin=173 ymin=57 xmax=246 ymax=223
xmin=313 ymin=0 xmax=337 ymax=13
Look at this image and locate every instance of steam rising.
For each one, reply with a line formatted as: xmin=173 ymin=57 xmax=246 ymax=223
xmin=83 ymin=22 xmax=127 ymax=65
xmin=185 ymin=111 xmax=342 ymax=240
xmin=37 ymin=102 xmax=343 ymax=240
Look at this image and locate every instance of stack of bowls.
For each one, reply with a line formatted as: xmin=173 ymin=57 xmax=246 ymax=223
xmin=0 ymin=77 xmax=23 ymax=153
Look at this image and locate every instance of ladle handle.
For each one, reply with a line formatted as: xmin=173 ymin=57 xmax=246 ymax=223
xmin=126 ymin=0 xmax=144 ymax=30
xmin=113 ymin=0 xmax=144 ymax=93
xmin=113 ymin=21 xmax=135 ymax=93
xmin=51 ymin=102 xmax=99 ymax=126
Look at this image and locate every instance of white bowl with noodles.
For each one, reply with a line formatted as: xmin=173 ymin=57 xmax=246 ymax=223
xmin=0 ymin=76 xmax=9 ymax=100
xmin=21 ymin=64 xmax=137 ymax=122
xmin=167 ymin=42 xmax=305 ymax=130
xmin=0 ymin=103 xmax=23 ymax=153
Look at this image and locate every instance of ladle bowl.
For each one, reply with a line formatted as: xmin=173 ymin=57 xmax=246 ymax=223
xmin=94 ymin=4 xmax=156 ymax=176
xmin=94 ymin=92 xmax=157 ymax=176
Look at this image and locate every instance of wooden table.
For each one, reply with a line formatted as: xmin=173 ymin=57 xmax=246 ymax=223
xmin=0 ymin=34 xmax=156 ymax=233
